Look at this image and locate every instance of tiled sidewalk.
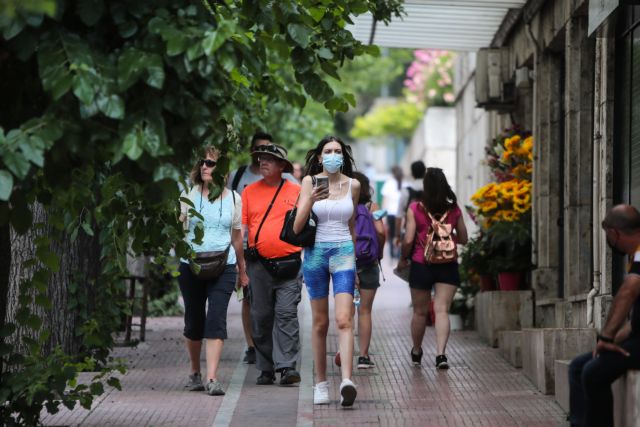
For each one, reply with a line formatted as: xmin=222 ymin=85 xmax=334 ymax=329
xmin=42 ymin=258 xmax=565 ymax=426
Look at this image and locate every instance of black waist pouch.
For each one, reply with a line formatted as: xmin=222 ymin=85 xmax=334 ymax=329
xmin=260 ymin=253 xmax=301 ymax=281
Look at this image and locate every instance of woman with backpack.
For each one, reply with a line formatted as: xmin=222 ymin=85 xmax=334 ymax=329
xmin=352 ymin=172 xmax=386 ymax=369
xmin=396 ymin=167 xmax=467 ymax=369
xmin=293 ymin=136 xmax=361 ymax=407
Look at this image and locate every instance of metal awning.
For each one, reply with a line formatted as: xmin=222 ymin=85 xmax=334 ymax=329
xmin=348 ymin=0 xmax=526 ymax=51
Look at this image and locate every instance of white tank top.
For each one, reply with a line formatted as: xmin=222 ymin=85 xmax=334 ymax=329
xmin=313 ymin=178 xmax=354 ymax=243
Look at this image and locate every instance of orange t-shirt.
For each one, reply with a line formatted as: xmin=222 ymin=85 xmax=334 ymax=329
xmin=242 ymin=179 xmax=301 ymax=258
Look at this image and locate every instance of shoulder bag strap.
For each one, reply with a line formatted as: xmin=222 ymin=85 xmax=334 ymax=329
xmin=252 ymin=179 xmax=285 ymax=249
xmin=231 ymin=165 xmax=247 ymax=192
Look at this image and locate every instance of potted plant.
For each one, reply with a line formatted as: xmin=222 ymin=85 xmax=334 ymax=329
xmin=460 ymin=232 xmax=495 ymax=291
xmin=486 ymin=219 xmax=532 ymax=290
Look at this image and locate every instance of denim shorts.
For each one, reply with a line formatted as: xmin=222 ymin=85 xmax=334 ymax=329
xmin=303 ymin=241 xmax=356 ymax=299
xmin=178 ymin=262 xmax=237 ymax=340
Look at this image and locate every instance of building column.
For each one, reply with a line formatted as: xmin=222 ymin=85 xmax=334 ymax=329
xmin=591 ymin=33 xmax=616 ymax=329
xmin=563 ymin=13 xmax=595 ymax=301
xmin=532 ymin=50 xmax=563 ymax=318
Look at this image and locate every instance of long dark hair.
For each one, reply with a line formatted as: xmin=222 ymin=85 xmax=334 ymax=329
xmin=303 ymin=135 xmax=356 ymax=177
xmin=353 ymin=171 xmax=372 ymax=205
xmin=422 ymin=167 xmax=456 ymax=216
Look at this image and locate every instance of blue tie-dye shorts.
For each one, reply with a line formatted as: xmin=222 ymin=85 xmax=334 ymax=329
xmin=303 ymin=241 xmax=356 ymax=300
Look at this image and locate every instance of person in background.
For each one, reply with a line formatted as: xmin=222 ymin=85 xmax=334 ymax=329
xmin=227 ymin=132 xmax=296 ymax=365
xmin=381 ymin=166 xmax=404 ymax=259
xmin=568 ymin=205 xmax=640 ymax=426
xmin=292 ymin=161 xmax=304 ymax=183
xmin=397 ymin=167 xmax=467 ymax=370
xmin=178 ymin=146 xmax=248 ymax=396
xmin=352 ymin=172 xmax=385 ymax=369
xmin=242 ymin=143 xmax=303 ymax=386
xmin=394 ymin=161 xmax=426 ymax=249
xmin=294 ymin=136 xmax=360 ymax=407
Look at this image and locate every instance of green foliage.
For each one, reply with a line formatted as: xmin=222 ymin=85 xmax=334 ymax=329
xmin=460 ymin=232 xmax=495 ymax=276
xmin=485 ymin=218 xmax=532 ymax=272
xmin=350 ymin=101 xmax=423 ymax=139
xmin=0 ymin=0 xmax=403 ymax=422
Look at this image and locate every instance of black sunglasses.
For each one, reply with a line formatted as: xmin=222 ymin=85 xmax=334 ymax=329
xmin=253 ymin=144 xmax=281 ymax=154
xmin=200 ymin=159 xmax=217 ymax=168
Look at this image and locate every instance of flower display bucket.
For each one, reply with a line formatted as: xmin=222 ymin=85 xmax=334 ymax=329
xmin=498 ymin=271 xmax=524 ymax=291
xmin=479 ymin=274 xmax=495 ymax=292
xmin=449 ymin=314 xmax=463 ymax=331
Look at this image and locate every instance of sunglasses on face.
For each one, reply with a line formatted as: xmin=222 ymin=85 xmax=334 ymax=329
xmin=200 ymin=159 xmax=217 ymax=168
xmin=253 ymin=144 xmax=281 ymax=154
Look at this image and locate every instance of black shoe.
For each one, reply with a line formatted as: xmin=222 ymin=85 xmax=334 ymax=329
xmin=243 ymin=347 xmax=256 ymax=364
xmin=357 ymin=356 xmax=375 ymax=369
xmin=410 ymin=348 xmax=423 ymax=366
xmin=279 ymin=367 xmax=301 ymax=385
xmin=436 ymin=354 xmax=449 ymax=370
xmin=256 ymin=370 xmax=275 ymax=385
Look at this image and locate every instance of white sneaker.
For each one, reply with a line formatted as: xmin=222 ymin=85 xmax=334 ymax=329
xmin=313 ymin=381 xmax=330 ymax=405
xmin=339 ymin=378 xmax=357 ymax=407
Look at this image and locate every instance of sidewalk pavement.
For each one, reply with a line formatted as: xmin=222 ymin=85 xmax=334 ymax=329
xmin=42 ymin=257 xmax=565 ymax=426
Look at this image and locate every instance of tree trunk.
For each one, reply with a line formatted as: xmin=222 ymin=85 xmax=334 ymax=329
xmin=5 ymin=203 xmax=100 ymax=356
xmin=0 ymin=223 xmax=10 ymax=374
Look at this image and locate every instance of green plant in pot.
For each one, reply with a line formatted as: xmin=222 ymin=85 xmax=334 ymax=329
xmin=486 ymin=219 xmax=532 ymax=290
xmin=460 ymin=232 xmax=496 ymax=291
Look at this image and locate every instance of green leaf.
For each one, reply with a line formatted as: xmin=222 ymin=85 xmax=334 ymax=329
xmin=81 ymin=222 xmax=94 ymax=236
xmin=2 ymin=150 xmax=30 ymax=179
xmin=2 ymin=16 xmax=25 ymax=40
xmin=202 ymin=30 xmax=227 ymax=56
xmin=0 ymin=170 xmax=13 ymax=201
xmin=97 ymin=94 xmax=125 ymax=119
xmin=287 ymin=23 xmax=312 ymax=48
xmin=122 ymin=131 xmax=142 ymax=160
xmin=317 ymin=47 xmax=333 ymax=60
xmin=72 ymin=73 xmax=95 ymax=105
xmin=36 ymin=247 xmax=60 ymax=272
xmin=117 ymin=20 xmax=137 ymax=38
xmin=19 ymin=136 xmax=45 ymax=166
xmin=344 ymin=93 xmax=356 ymax=107
xmin=308 ymin=7 xmax=325 ymax=22
xmin=230 ymin=68 xmax=250 ymax=88
xmin=51 ymin=74 xmax=73 ymax=100
xmin=76 ymin=0 xmax=104 ymax=26
xmin=144 ymin=55 xmax=165 ymax=89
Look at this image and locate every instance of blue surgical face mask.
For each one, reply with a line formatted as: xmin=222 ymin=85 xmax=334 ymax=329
xmin=322 ymin=153 xmax=343 ymax=173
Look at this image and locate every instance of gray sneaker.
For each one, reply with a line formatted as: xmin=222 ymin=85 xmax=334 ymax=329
xmin=206 ymin=379 xmax=225 ymax=396
xmin=185 ymin=372 xmax=205 ymax=391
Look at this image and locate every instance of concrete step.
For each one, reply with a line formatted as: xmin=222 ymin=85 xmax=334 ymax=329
xmin=475 ymin=290 xmax=533 ymax=347
xmin=522 ymin=328 xmax=596 ymax=394
xmin=498 ymin=330 xmax=522 ymax=368
xmin=613 ymin=370 xmax=640 ymax=427
xmin=554 ymin=360 xmax=571 ymax=413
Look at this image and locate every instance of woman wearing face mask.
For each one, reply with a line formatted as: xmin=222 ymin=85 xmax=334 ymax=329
xmin=294 ymin=136 xmax=361 ymax=407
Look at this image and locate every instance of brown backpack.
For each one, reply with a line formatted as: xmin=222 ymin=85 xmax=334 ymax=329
xmin=423 ymin=210 xmax=457 ymax=264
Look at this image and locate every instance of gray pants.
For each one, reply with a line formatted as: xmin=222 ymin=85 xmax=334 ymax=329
xmin=247 ymin=259 xmax=301 ymax=372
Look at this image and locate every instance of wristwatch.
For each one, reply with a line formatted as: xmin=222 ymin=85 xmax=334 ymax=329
xmin=596 ymin=334 xmax=614 ymax=344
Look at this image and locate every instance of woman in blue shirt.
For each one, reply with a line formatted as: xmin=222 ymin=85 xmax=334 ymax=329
xmin=179 ymin=146 xmax=248 ymax=396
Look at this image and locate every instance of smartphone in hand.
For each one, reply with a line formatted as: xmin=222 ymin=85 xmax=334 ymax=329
xmin=315 ymin=176 xmax=329 ymax=189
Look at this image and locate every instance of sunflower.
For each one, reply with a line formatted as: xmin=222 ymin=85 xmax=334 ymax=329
xmin=480 ymin=201 xmax=498 ymax=212
xmin=514 ymin=202 xmax=530 ymax=213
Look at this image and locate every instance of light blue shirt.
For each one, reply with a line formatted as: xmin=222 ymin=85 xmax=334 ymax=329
xmin=181 ymin=187 xmax=242 ymax=264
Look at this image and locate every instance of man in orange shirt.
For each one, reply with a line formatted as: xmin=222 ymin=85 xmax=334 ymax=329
xmin=242 ymin=144 xmax=303 ymax=386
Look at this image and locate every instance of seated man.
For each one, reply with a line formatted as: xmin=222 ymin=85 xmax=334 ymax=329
xmin=569 ymin=204 xmax=640 ymax=426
